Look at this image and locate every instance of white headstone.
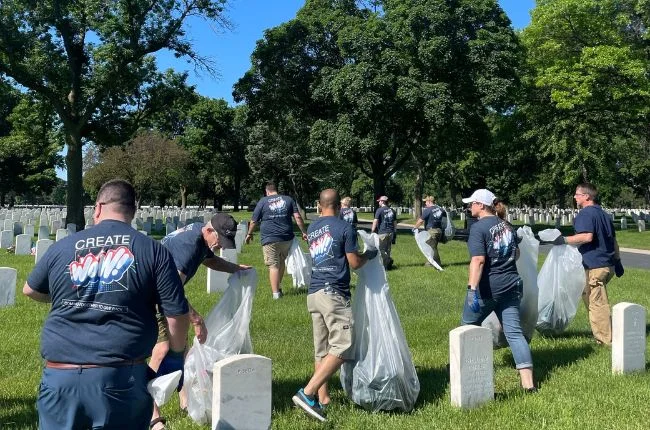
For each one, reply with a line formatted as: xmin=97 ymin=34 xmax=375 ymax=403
xmin=235 ymin=225 xmax=246 ymax=253
xmin=66 ymin=223 xmax=77 ymax=234
xmin=212 ymin=354 xmax=272 ymax=430
xmin=207 ymin=249 xmax=238 ymax=293
xmin=621 ymin=217 xmax=627 ymax=230
xmin=51 ymin=219 xmax=62 ymax=232
xmin=166 ymin=223 xmax=176 ymax=235
xmin=24 ymin=224 xmax=35 ymax=238
xmin=450 ymin=326 xmax=493 ymax=409
xmin=38 ymin=225 xmax=50 ymax=240
xmin=1 ymin=230 xmax=14 ymax=249
xmin=35 ymin=239 xmax=54 ymax=263
xmin=55 ymin=228 xmax=68 ymax=241
xmin=12 ymin=222 xmax=23 ymax=236
xmin=612 ymin=302 xmax=646 ymax=374
xmin=143 ymin=221 xmax=152 ymax=234
xmin=638 ymin=220 xmax=646 ymax=232
xmin=15 ymin=234 xmax=31 ymax=255
xmin=2 ymin=219 xmax=11 ymax=231
xmin=0 ymin=267 xmax=17 ymax=307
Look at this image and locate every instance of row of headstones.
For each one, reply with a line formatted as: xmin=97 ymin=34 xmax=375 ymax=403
xmin=1 ymin=225 xmax=76 ymax=254
xmin=451 ymin=302 xmax=647 ymax=408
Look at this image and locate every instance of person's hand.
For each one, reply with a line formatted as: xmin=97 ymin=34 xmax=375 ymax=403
xmin=245 ymin=233 xmax=253 ymax=244
xmin=364 ymin=249 xmax=378 ymax=260
xmin=156 ymin=348 xmax=185 ymax=390
xmin=301 ymin=232 xmax=308 ymax=241
xmin=551 ymin=236 xmax=566 ymax=246
xmin=412 ymin=228 xmax=418 ymax=234
xmin=193 ymin=319 xmax=207 ymax=344
xmin=614 ymin=259 xmax=624 ymax=278
xmin=467 ymin=288 xmax=481 ymax=313
xmin=237 ymin=264 xmax=252 ymax=272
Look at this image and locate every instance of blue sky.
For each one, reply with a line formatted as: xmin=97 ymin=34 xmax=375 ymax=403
xmin=156 ymin=0 xmax=535 ymax=104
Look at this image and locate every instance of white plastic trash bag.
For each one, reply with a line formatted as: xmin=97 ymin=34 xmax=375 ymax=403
xmin=536 ymin=229 xmax=585 ymax=334
xmin=184 ymin=269 xmax=258 ymax=424
xmin=414 ymin=230 xmax=443 ymax=271
xmin=340 ymin=231 xmax=420 ymax=412
xmin=147 ymin=370 xmax=182 ymax=407
xmin=444 ymin=209 xmax=455 ymax=240
xmin=285 ymin=238 xmax=311 ymax=288
xmin=482 ymin=226 xmax=539 ymax=347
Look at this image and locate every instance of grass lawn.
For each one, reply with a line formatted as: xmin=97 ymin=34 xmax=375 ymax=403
xmin=1 ymin=223 xmax=650 ymax=429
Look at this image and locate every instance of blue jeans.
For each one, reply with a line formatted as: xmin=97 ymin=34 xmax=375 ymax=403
xmin=38 ymin=364 xmax=152 ymax=429
xmin=461 ymin=284 xmax=533 ymax=370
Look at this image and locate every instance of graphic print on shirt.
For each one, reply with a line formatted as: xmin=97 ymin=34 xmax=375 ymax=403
xmin=67 ymin=234 xmax=134 ymax=311
xmin=343 ymin=210 xmax=355 ymax=224
xmin=161 ymin=223 xmax=195 ymax=246
xmin=489 ymin=222 xmax=515 ymax=262
xmin=268 ymin=196 xmax=287 ymax=218
xmin=308 ymin=225 xmax=334 ymax=266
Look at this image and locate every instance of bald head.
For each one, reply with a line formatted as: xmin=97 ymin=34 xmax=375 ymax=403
xmin=319 ymin=189 xmax=340 ymax=216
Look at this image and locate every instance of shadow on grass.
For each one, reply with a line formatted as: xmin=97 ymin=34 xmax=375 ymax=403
xmin=0 ymin=395 xmax=38 ymax=429
xmin=532 ymin=344 xmax=596 ymax=385
xmin=414 ymin=366 xmax=448 ymax=407
xmin=398 ymin=261 xmax=468 ymax=269
xmin=536 ymin=329 xmax=594 ymax=340
xmin=272 ymin=377 xmax=310 ymax=413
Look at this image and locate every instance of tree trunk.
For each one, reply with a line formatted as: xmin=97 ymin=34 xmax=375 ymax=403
xmin=180 ymin=185 xmax=187 ymax=209
xmin=372 ymin=172 xmax=386 ymax=213
xmin=65 ymin=131 xmax=85 ymax=229
xmin=412 ymin=154 xmax=425 ymax=219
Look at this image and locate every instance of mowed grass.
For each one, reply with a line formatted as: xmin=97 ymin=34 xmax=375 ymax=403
xmin=1 ymin=223 xmax=650 ymax=429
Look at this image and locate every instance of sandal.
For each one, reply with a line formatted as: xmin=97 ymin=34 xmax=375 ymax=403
xmin=150 ymin=417 xmax=166 ymax=430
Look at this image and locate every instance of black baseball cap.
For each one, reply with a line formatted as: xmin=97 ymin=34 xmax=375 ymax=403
xmin=210 ymin=213 xmax=237 ymax=249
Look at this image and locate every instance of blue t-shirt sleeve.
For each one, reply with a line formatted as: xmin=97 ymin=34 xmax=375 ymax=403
xmin=251 ymin=200 xmax=264 ymax=223
xmin=26 ymin=250 xmax=51 ymax=294
xmin=374 ymin=208 xmax=382 ymax=220
xmin=468 ymin=224 xmax=487 ymax=257
xmin=343 ymin=224 xmax=358 ymax=253
xmin=289 ymin=198 xmax=299 ymax=214
xmin=352 ymin=211 xmax=358 ymax=225
xmin=574 ymin=210 xmax=594 ymax=234
xmin=155 ymin=246 xmax=189 ymax=317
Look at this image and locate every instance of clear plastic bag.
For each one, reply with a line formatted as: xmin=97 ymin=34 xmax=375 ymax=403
xmin=535 ymin=235 xmax=585 ymax=334
xmin=147 ymin=370 xmax=182 ymax=407
xmin=184 ymin=269 xmax=258 ymax=424
xmin=340 ymin=231 xmax=420 ymax=412
xmin=414 ymin=230 xmax=443 ymax=271
xmin=444 ymin=209 xmax=455 ymax=241
xmin=285 ymin=238 xmax=311 ymax=288
xmin=482 ymin=226 xmax=539 ymax=347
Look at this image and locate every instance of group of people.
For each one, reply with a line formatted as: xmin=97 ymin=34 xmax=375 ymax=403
xmin=23 ymin=178 xmax=623 ymax=427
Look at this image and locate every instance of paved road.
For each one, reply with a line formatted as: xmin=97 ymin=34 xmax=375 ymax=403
xmin=349 ymin=216 xmax=649 ymax=270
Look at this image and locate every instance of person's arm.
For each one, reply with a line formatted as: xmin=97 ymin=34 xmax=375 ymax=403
xmin=203 ymin=256 xmax=250 ymax=273
xmin=246 ymin=221 xmax=257 ymax=244
xmin=166 ymin=314 xmax=190 ymax=353
xmin=467 ymin=255 xmax=485 ymax=289
xmin=22 ymin=283 xmax=51 ymax=302
xmin=346 ymin=251 xmax=372 ymax=270
xmin=562 ymin=232 xmax=593 ymax=246
xmin=371 ymin=219 xmax=379 ymax=233
xmin=414 ymin=218 xmax=424 ymax=229
xmin=293 ymin=213 xmax=308 ymax=240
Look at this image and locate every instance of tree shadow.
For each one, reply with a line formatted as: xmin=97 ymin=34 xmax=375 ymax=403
xmin=0 ymin=395 xmax=38 ymax=429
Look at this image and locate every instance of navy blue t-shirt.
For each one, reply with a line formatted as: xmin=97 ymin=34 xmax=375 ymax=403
xmin=27 ymin=219 xmax=188 ymax=364
xmin=574 ymin=205 xmax=617 ymax=269
xmin=339 ymin=207 xmax=358 ymax=226
xmin=374 ymin=206 xmax=396 ymax=234
xmin=421 ymin=205 xmax=446 ymax=229
xmin=252 ymin=194 xmax=299 ymax=245
xmin=161 ymin=222 xmax=215 ymax=282
xmin=308 ymin=216 xmax=358 ymax=298
xmin=467 ymin=216 xmax=520 ymax=299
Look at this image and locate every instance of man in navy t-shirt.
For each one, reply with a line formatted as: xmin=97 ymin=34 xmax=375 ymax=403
xmin=23 ymin=180 xmax=190 ymax=429
xmin=150 ymin=213 xmax=249 ymax=427
xmin=292 ymin=189 xmax=375 ymax=422
xmin=371 ymin=195 xmax=396 ymax=269
xmin=339 ymin=196 xmax=358 ymax=227
xmin=246 ymin=182 xmax=308 ymax=299
xmin=460 ymin=188 xmax=536 ymax=393
xmin=413 ymin=195 xmax=447 ymax=266
xmin=551 ymin=183 xmax=622 ymax=345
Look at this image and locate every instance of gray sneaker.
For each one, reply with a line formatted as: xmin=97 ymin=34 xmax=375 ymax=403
xmin=292 ymin=388 xmax=326 ymax=422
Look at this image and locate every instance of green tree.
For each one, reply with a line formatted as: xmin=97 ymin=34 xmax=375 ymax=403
xmin=520 ymin=0 xmax=650 ymax=204
xmin=0 ymin=0 xmax=228 ymax=225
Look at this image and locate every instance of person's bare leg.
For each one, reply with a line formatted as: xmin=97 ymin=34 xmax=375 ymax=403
xmin=519 ymin=368 xmax=534 ymax=389
xmin=314 ymin=361 xmax=330 ymax=405
xmin=149 ymin=341 xmax=170 ymax=429
xmin=303 ymin=354 xmax=344 ymax=397
xmin=269 ymin=266 xmax=281 ymax=294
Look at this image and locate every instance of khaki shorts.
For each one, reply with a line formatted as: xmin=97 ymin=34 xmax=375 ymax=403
xmin=156 ymin=312 xmax=169 ymax=343
xmin=307 ymin=289 xmax=353 ymax=361
xmin=262 ymin=239 xmax=293 ymax=267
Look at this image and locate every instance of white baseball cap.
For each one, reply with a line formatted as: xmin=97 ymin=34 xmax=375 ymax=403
xmin=462 ymin=189 xmax=496 ymax=206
